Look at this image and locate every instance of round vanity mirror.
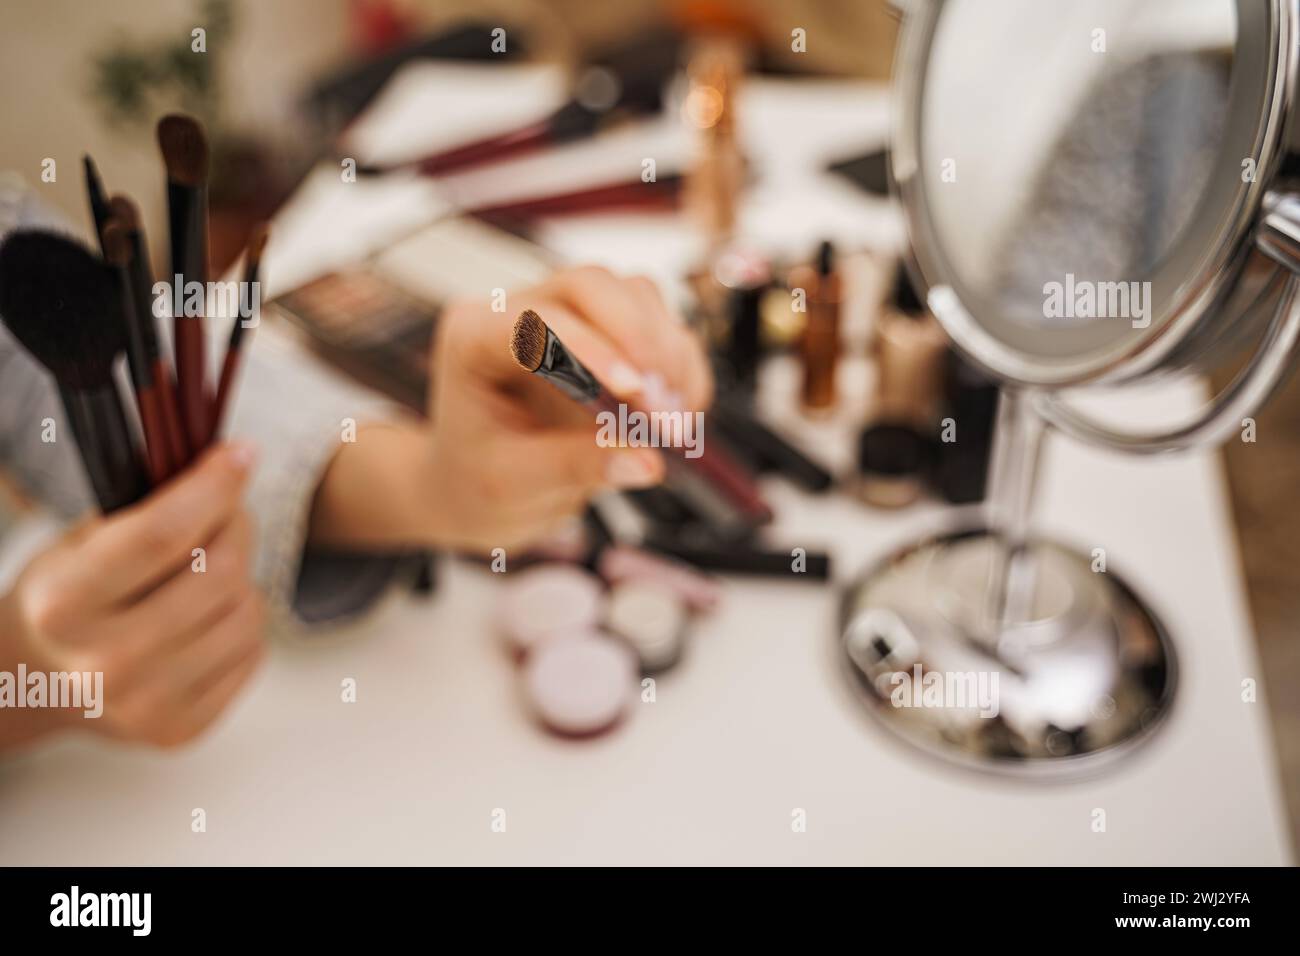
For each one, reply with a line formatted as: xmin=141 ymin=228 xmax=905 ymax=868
xmin=840 ymin=0 xmax=1300 ymax=777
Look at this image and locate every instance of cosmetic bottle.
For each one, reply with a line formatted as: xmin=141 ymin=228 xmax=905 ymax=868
xmin=793 ymin=240 xmax=843 ymax=413
xmin=931 ymin=351 xmax=999 ymax=504
xmin=712 ymin=246 xmax=771 ymax=393
xmin=872 ymin=262 xmax=947 ymax=427
xmin=854 ymin=262 xmax=946 ymax=508
xmin=683 ymin=37 xmax=746 ymax=248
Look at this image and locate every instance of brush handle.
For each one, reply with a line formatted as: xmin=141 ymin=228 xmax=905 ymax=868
xmin=136 ymin=384 xmax=171 ymax=486
xmin=210 ymin=346 xmax=243 ymax=442
xmin=58 ymin=383 xmax=148 ymax=513
xmin=153 ymin=357 xmax=190 ymax=469
xmin=175 ymin=316 xmax=208 ymax=452
xmin=642 ymin=535 xmax=830 ymax=580
xmin=167 ymin=178 xmax=209 ymax=457
xmin=588 ymin=388 xmax=771 ymax=524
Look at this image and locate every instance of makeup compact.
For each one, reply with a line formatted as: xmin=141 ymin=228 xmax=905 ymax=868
xmin=524 ymin=633 xmax=638 ymax=737
xmin=841 ymin=0 xmax=1300 ymax=777
xmin=499 ymin=564 xmax=605 ymax=658
xmin=604 ymin=580 xmax=689 ymax=673
xmin=499 ymin=552 xmax=712 ymax=737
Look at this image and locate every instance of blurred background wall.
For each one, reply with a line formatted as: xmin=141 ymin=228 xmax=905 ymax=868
xmin=0 ymin=0 xmax=896 ymax=267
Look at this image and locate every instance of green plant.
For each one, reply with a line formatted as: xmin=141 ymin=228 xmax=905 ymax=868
xmin=90 ymin=0 xmax=234 ymax=129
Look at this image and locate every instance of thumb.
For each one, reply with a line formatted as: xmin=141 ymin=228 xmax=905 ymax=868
xmin=506 ymin=428 xmax=665 ymax=495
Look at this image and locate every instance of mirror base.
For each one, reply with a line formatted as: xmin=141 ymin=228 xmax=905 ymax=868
xmin=839 ymin=522 xmax=1177 ymax=780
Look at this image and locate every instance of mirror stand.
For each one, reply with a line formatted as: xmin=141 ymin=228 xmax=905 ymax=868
xmin=838 ymin=388 xmax=1178 ymax=779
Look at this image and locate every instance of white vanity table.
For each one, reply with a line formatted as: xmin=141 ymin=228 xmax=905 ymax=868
xmin=0 ymin=73 xmax=1290 ymax=866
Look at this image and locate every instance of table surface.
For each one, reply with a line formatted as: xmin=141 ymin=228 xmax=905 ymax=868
xmin=0 ymin=73 xmax=1291 ymax=866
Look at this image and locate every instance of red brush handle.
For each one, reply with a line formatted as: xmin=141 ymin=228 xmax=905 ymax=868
xmin=591 ymin=390 xmax=771 ymax=523
xmin=135 ymin=385 xmax=173 ymax=485
xmin=469 ymin=176 xmax=682 ymax=222
xmin=415 ymin=122 xmax=551 ymax=176
xmin=671 ymin=438 xmax=773 ymax=523
xmin=175 ymin=316 xmax=208 ymax=455
xmin=210 ymin=347 xmax=243 ymax=443
xmin=153 ymin=357 xmax=190 ymax=469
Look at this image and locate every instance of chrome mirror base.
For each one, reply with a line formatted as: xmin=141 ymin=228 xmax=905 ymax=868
xmin=838 ymin=522 xmax=1177 ymax=780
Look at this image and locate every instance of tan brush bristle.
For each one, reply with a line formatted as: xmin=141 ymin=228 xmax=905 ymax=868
xmin=510 ymin=309 xmax=548 ymax=372
xmin=156 ymin=114 xmax=209 ymax=187
xmin=107 ymin=195 xmax=140 ymax=231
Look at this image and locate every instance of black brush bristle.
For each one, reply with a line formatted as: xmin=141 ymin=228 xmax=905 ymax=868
xmin=0 ymin=230 xmax=127 ymax=388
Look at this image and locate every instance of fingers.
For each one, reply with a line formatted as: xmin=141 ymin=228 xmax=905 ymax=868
xmin=169 ymin=636 xmax=265 ymax=746
xmin=541 ymin=266 xmax=710 ymax=408
xmin=75 ymin=442 xmax=257 ymax=606
xmin=99 ymin=512 xmax=254 ymax=662
xmin=539 ymin=266 xmax=665 ymax=390
xmin=622 ymin=276 xmax=713 ymax=412
xmin=157 ymin=590 xmax=265 ymax=698
xmin=451 ymin=267 xmax=711 ymax=414
xmin=490 ymin=428 xmax=665 ymax=502
xmin=104 ymin=591 xmax=266 ymax=747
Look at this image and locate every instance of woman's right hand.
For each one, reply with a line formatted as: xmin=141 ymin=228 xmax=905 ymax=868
xmin=0 ymin=442 xmax=266 ymax=751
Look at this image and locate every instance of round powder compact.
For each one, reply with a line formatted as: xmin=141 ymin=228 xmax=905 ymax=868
xmin=524 ymin=633 xmax=638 ymax=736
xmin=604 ymin=580 xmax=688 ymax=673
xmin=499 ymin=564 xmax=604 ymax=657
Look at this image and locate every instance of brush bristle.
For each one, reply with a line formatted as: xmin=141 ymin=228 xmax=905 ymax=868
xmin=510 ymin=309 xmax=548 ymax=372
xmin=100 ymin=219 xmax=132 ymax=268
xmin=0 ymin=230 xmax=127 ymax=387
xmin=107 ymin=194 xmax=140 ymax=231
xmin=156 ymin=114 xmax=209 ymax=187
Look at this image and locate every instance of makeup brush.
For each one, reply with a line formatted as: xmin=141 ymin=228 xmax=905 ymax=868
xmin=82 ymin=155 xmax=110 ymax=251
xmin=510 ymin=309 xmax=772 ymax=523
xmin=157 ymin=113 xmax=210 ymax=454
xmin=0 ymin=230 xmax=148 ymax=512
xmin=101 ymin=219 xmax=171 ymax=486
xmin=107 ymin=194 xmax=189 ymax=470
xmin=211 ymin=222 xmax=268 ymax=441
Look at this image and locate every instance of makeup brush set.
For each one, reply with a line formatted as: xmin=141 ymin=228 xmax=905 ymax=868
xmin=0 ymin=114 xmax=267 ymax=513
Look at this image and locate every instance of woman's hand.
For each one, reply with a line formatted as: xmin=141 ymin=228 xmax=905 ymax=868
xmin=423 ymin=266 xmax=713 ymax=551
xmin=305 ymin=266 xmax=713 ymax=554
xmin=0 ymin=442 xmax=266 ymax=752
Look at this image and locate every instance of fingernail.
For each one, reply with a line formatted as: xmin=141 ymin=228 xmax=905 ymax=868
xmin=227 ymin=440 xmax=259 ymax=472
xmin=607 ymin=361 xmax=646 ymax=398
xmin=606 ymin=450 xmax=661 ymax=489
xmin=638 ymin=373 xmax=674 ymax=412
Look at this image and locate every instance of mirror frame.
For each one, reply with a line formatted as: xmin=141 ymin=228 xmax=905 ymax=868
xmin=891 ymin=0 xmax=1297 ymax=387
